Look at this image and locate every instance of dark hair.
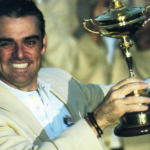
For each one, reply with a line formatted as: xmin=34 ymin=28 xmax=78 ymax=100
xmin=0 ymin=0 xmax=45 ymax=39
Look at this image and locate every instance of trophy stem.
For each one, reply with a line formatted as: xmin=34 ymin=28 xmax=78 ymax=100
xmin=119 ymin=36 xmax=134 ymax=78
xmin=119 ymin=36 xmax=141 ymax=96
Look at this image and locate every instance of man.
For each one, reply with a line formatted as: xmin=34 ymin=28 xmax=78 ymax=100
xmin=0 ymin=0 xmax=150 ymax=150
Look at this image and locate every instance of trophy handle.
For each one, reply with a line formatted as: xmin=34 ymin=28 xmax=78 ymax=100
xmin=83 ymin=19 xmax=100 ymax=34
xmin=142 ymin=5 xmax=150 ymax=27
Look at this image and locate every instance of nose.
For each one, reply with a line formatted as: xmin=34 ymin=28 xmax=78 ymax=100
xmin=12 ymin=44 xmax=25 ymax=60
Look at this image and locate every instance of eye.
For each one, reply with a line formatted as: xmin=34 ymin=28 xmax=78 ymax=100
xmin=25 ymin=40 xmax=36 ymax=45
xmin=0 ymin=41 xmax=15 ymax=48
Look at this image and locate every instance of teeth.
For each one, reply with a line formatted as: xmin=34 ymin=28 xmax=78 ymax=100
xmin=10 ymin=63 xmax=28 ymax=69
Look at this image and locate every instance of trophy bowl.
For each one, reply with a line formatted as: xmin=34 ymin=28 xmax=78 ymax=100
xmin=83 ymin=0 xmax=150 ymax=137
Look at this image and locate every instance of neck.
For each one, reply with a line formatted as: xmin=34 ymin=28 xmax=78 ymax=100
xmin=0 ymin=77 xmax=38 ymax=91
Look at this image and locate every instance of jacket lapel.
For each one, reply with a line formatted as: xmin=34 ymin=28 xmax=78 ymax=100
xmin=38 ymin=72 xmax=84 ymax=122
xmin=0 ymin=83 xmax=50 ymax=141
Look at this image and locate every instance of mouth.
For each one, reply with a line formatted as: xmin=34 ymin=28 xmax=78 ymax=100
xmin=9 ymin=63 xmax=29 ymax=69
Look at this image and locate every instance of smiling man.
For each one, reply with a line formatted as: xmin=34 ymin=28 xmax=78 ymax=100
xmin=0 ymin=0 xmax=150 ymax=150
xmin=0 ymin=14 xmax=46 ymax=91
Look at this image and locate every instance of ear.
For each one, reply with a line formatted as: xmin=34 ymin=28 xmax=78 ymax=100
xmin=41 ymin=33 xmax=47 ymax=54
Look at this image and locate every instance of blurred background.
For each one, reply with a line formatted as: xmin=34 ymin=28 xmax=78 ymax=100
xmin=36 ymin=0 xmax=150 ymax=150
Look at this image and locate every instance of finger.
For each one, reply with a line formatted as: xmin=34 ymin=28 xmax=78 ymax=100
xmin=121 ymin=96 xmax=150 ymax=105
xmin=112 ymin=77 xmax=144 ymax=90
xmin=108 ymin=82 xmax=148 ymax=100
xmin=112 ymin=99 xmax=149 ymax=114
xmin=125 ymin=104 xmax=148 ymax=113
xmin=116 ymin=82 xmax=148 ymax=98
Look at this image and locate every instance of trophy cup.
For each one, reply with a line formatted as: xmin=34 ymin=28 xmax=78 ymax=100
xmin=83 ymin=0 xmax=150 ymax=137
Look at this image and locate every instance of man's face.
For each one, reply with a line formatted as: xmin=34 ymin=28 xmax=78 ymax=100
xmin=0 ymin=16 xmax=46 ymax=91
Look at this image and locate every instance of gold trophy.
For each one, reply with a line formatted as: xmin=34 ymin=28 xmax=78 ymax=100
xmin=83 ymin=0 xmax=150 ymax=137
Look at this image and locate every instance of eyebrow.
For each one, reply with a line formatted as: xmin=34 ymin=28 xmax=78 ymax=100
xmin=24 ymin=35 xmax=40 ymax=41
xmin=0 ymin=35 xmax=40 ymax=42
xmin=0 ymin=38 xmax=14 ymax=42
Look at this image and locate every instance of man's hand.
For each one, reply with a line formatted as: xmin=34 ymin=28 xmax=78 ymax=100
xmin=86 ymin=78 xmax=150 ymax=137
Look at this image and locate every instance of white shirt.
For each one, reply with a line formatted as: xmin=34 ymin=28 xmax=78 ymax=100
xmin=0 ymin=79 xmax=74 ymax=140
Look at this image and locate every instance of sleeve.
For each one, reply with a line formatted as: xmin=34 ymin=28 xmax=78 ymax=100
xmin=70 ymin=77 xmax=114 ymax=112
xmin=53 ymin=119 xmax=105 ymax=150
xmin=0 ymin=118 xmax=105 ymax=150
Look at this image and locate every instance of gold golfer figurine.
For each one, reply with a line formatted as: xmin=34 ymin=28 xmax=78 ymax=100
xmin=83 ymin=0 xmax=150 ymax=137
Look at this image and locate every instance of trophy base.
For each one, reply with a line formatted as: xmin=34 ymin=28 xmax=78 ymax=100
xmin=114 ymin=89 xmax=150 ymax=137
xmin=114 ymin=123 xmax=150 ymax=137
